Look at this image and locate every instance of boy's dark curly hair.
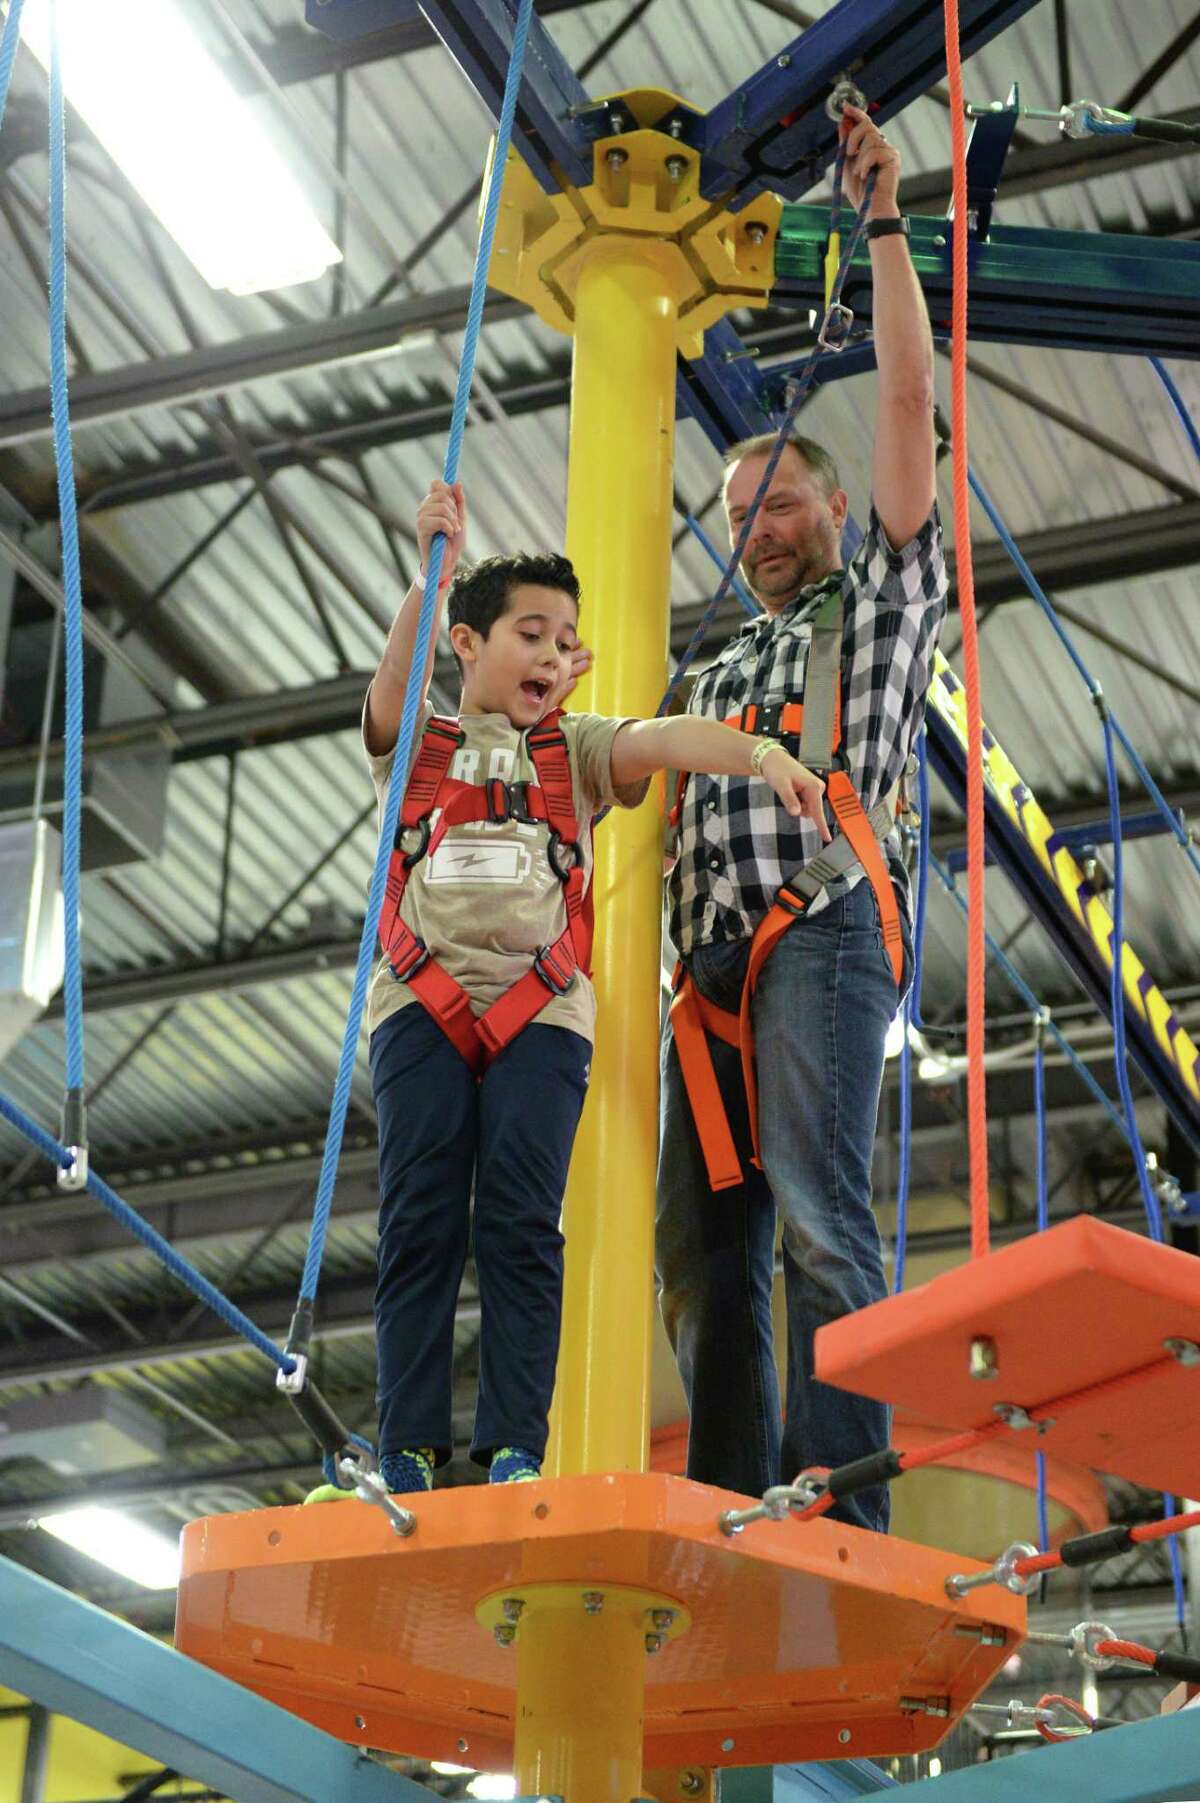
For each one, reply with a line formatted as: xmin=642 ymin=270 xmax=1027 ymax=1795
xmin=446 ymin=552 xmax=581 ymax=673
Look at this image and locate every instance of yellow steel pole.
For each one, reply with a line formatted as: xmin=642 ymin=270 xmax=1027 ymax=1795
xmin=545 ymin=235 xmax=681 ymax=1483
xmin=514 ymin=236 xmax=681 ymax=1803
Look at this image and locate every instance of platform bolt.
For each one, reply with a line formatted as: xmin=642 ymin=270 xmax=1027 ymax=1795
xmin=651 ymin=1608 xmax=676 ymax=1631
xmin=668 ymin=117 xmax=684 ymax=138
xmin=933 ymin=234 xmax=947 ymax=248
xmin=777 ymin=53 xmax=791 ymax=67
xmin=744 ymin=221 xmax=768 ymax=245
xmin=679 ymin=1775 xmax=705 ymax=1797
xmin=665 ymin=155 xmax=687 ymax=182
xmin=582 ymin=1589 xmax=605 ymax=1614
xmin=645 ymin=1632 xmax=664 ymax=1655
xmin=502 ymin=1596 xmax=525 ymax=1624
xmin=606 ymin=146 xmax=629 ymax=170
xmin=1165 ymin=1337 xmax=1200 ymax=1366
xmin=494 ymin=1624 xmax=517 ymax=1648
xmin=969 ymin=1335 xmax=999 ymax=1380
xmin=720 ymin=1739 xmax=735 ymax=1753
xmin=838 ymin=1730 xmax=851 ymax=1745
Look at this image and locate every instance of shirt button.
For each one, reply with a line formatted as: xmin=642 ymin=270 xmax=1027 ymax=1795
xmin=706 ymin=796 xmax=719 ymax=812
xmin=708 ymin=854 xmax=722 ymax=871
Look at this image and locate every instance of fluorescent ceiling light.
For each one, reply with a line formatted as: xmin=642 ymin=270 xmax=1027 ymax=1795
xmin=16 ymin=0 xmax=342 ymax=294
xmin=465 ymin=1778 xmax=516 ymax=1802
xmin=38 ymin=1504 xmax=180 ymax=1589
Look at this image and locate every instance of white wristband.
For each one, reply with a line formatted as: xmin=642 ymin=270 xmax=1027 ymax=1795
xmin=750 ymin=738 xmax=776 ymax=778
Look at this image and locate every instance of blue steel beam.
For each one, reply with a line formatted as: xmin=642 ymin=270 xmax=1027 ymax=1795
xmin=924 ymin=707 xmax=1200 ymax=1154
xmin=697 ymin=0 xmax=1044 ymax=207
xmin=0 ymin=1556 xmax=431 ymax=1803
xmin=943 ymin=809 xmax=1189 ymax=874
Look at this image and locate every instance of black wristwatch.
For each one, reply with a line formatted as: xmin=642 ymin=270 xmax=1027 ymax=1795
xmin=865 ymin=215 xmax=911 ymax=241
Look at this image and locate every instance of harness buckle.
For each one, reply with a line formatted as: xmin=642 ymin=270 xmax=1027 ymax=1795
xmin=508 ymin=781 xmax=538 ymax=825
xmin=775 ymin=885 xmax=810 ymax=919
xmin=485 ymin=778 xmax=512 ymax=824
xmin=547 ymin=829 xmax=583 ymax=882
xmin=534 ymin=943 xmax=576 ymax=996
xmin=389 ymin=933 xmax=431 ymax=983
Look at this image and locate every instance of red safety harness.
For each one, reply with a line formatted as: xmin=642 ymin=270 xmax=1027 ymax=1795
xmin=377 ymin=710 xmax=592 ymax=1076
xmin=668 ymin=587 xmax=906 ymax=1190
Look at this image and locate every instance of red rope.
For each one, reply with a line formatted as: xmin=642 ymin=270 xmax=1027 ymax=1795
xmin=1095 ymin=1639 xmax=1155 ymax=1667
xmin=1035 ymin=1693 xmax=1094 ymax=1742
xmin=943 ymin=0 xmax=989 ymax=1253
xmin=1131 ymin=1506 xmax=1200 ymax=1546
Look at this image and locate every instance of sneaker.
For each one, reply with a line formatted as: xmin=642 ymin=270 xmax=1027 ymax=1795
xmin=490 ymin=1446 xmax=542 ymax=1484
xmin=302 ymin=1481 xmax=357 ymax=1505
xmin=379 ymin=1448 xmax=435 ymax=1494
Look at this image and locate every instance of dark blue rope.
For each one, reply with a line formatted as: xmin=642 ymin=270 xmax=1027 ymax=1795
xmin=928 ymin=853 xmax=1134 ymax=1143
xmin=967 ymin=466 xmax=1200 ymax=884
xmin=299 ymin=0 xmax=536 ymax=1305
xmin=911 ymin=730 xmax=931 ymax=1031
xmin=0 ymin=0 xmax=26 ymax=132
xmin=1102 ymin=713 xmax=1164 ymax=1242
xmin=1149 ymin=356 xmax=1200 ymax=465
xmin=0 ymin=1089 xmax=290 ymax=1369
xmin=656 ymin=163 xmax=876 ymax=717
xmin=48 ymin=15 xmax=85 ymax=1094
xmin=682 ymin=513 xmax=759 ymax=617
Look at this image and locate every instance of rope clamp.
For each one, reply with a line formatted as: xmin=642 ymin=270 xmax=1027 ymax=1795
xmin=1165 ymin=1337 xmax=1200 ymax=1366
xmin=817 ymin=302 xmax=854 ymax=352
xmin=1059 ymin=99 xmax=1127 ymax=140
xmin=275 ymin=1351 xmax=308 ymax=1395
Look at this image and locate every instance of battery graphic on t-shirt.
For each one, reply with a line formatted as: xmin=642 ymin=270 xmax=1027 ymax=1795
xmin=423 ymin=838 xmax=535 ymax=884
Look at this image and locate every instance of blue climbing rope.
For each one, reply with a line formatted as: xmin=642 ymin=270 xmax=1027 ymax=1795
xmin=0 ymin=1090 xmax=290 ymax=1369
xmin=1080 ymin=113 xmax=1134 ymax=136
xmin=47 ymin=13 xmax=86 ymax=1101
xmin=656 ymin=160 xmax=877 ymax=717
xmin=967 ymin=467 xmax=1200 ymax=885
xmin=1149 ymin=356 xmax=1200 ymax=465
xmin=1101 ymin=711 xmax=1164 ymax=1242
xmin=893 ymin=733 xmax=931 ymax=1294
xmin=681 ymin=512 xmax=759 ymax=618
xmin=0 ymin=0 xmax=26 ymax=132
xmin=911 ymin=730 xmax=931 ymax=1030
xmin=298 ymin=0 xmax=537 ymax=1309
xmin=893 ymin=993 xmax=913 ymax=1294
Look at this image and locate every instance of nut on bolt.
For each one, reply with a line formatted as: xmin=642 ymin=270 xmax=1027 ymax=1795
xmin=744 ymin=220 xmax=768 ymax=246
xmin=606 ymin=146 xmax=629 ymax=170
xmin=651 ymin=1608 xmax=676 ymax=1632
xmin=582 ymin=1589 xmax=605 ymax=1614
xmin=679 ymin=1776 xmax=705 ymax=1799
xmin=665 ymin=154 xmax=688 ymax=182
xmin=645 ymin=1632 xmax=664 ymax=1655
xmin=494 ymin=1623 xmax=516 ymax=1648
xmin=501 ymin=1596 xmax=524 ymax=1625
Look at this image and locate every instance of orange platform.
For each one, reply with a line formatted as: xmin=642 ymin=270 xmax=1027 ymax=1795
xmin=815 ymin=1215 xmax=1200 ymax=1497
xmin=175 ymin=1472 xmax=1024 ymax=1770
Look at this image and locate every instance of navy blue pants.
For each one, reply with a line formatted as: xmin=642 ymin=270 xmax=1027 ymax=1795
xmin=370 ymin=1004 xmax=591 ymax=1468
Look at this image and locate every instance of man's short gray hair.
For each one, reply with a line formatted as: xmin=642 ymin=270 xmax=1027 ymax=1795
xmin=722 ymin=432 xmax=840 ymax=498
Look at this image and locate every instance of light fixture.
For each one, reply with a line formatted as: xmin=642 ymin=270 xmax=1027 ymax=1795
xmin=927 ymin=1756 xmax=942 ymax=1777
xmin=37 ymin=1504 xmax=180 ymax=1589
xmin=465 ymin=1777 xmax=516 ymax=1802
xmin=15 ymin=0 xmax=342 ymax=294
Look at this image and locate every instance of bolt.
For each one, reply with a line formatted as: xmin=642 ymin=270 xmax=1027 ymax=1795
xmin=679 ymin=1776 xmax=705 ymax=1798
xmin=933 ymin=233 xmax=947 ymax=248
xmin=969 ymin=1335 xmax=999 ymax=1380
xmin=720 ymin=1738 xmax=735 ymax=1753
xmin=777 ymin=53 xmax=791 ymax=67
xmin=582 ymin=1590 xmax=605 ymax=1614
xmin=606 ymin=147 xmax=629 ymax=170
xmin=651 ymin=1608 xmax=676 ymax=1631
xmin=745 ymin=221 xmax=768 ymax=245
xmin=355 ymin=1715 xmax=366 ymax=1730
xmin=494 ymin=1624 xmax=516 ymax=1647
xmin=665 ymin=154 xmax=687 ymax=182
xmin=669 ymin=117 xmax=684 ymax=139
xmin=838 ymin=1729 xmax=852 ymax=1745
xmin=501 ymin=1596 xmax=524 ymax=1624
xmin=457 ymin=1740 xmax=469 ymax=1754
xmin=1166 ymin=1337 xmax=1200 ymax=1366
xmin=645 ymin=1632 xmax=663 ymax=1655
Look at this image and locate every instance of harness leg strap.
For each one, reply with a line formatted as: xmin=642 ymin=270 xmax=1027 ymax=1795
xmin=669 ymin=977 xmax=744 ymax=1192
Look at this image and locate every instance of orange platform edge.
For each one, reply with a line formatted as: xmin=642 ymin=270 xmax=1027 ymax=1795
xmin=175 ymin=1471 xmax=1025 ymax=1770
xmin=815 ymin=1215 xmax=1200 ymax=1498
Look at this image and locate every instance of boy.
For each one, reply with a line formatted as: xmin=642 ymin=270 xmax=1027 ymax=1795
xmin=356 ymin=478 xmax=829 ymax=1493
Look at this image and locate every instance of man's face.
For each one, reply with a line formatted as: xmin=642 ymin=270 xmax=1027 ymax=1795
xmin=724 ymin=447 xmax=847 ymax=612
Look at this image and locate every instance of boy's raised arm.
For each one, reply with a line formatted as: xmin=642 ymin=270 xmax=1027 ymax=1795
xmin=364 ymin=480 xmax=467 ymax=757
xmin=611 ymin=716 xmax=831 ymax=842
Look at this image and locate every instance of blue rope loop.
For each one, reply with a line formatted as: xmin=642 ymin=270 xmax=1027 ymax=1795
xmin=0 ymin=1088 xmax=291 ymax=1370
xmin=656 ymin=159 xmax=877 ymax=718
xmin=1149 ymin=356 xmax=1200 ymax=465
xmin=47 ymin=13 xmax=86 ymax=1100
xmin=682 ymin=513 xmax=759 ymax=619
xmin=298 ymin=0 xmax=538 ymax=1312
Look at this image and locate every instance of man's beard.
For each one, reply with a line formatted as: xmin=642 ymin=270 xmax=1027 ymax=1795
xmin=747 ymin=538 xmax=830 ymax=603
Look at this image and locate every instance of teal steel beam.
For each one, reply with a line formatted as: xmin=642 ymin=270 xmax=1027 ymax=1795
xmin=0 ymin=1557 xmax=430 ymax=1803
xmin=899 ymin=1708 xmax=1200 ymax=1800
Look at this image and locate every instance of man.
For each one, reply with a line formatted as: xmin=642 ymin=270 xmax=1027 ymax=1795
xmin=655 ymin=105 xmax=947 ymax=1533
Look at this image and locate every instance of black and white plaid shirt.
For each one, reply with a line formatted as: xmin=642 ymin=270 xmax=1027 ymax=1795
xmin=668 ymin=504 xmax=948 ymax=957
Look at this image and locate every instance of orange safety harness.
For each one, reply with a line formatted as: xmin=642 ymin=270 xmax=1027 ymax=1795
xmin=669 ymin=586 xmax=906 ymax=1190
xmin=377 ymin=710 xmax=592 ymax=1076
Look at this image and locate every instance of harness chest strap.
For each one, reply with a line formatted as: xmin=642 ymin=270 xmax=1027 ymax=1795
xmin=379 ymin=712 xmax=590 ymax=1074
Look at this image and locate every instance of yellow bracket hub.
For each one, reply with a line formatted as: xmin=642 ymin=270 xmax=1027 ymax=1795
xmin=487 ymin=87 xmax=780 ymax=355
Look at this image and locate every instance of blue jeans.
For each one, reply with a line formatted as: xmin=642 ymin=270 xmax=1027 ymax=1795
xmin=656 ymin=879 xmax=911 ymax=1532
xmin=370 ymin=1005 xmax=591 ymax=1468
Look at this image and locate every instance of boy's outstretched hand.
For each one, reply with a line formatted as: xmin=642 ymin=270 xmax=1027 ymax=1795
xmin=556 ymin=641 xmax=594 ymax=706
xmin=758 ymin=747 xmax=832 ymax=842
xmin=416 ymin=479 xmax=467 ymax=586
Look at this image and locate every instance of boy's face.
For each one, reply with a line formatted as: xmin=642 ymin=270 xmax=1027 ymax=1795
xmin=455 ymin=583 xmax=581 ymax=726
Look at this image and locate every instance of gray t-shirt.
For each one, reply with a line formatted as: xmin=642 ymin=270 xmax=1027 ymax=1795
xmin=364 ymin=698 xmax=648 ymax=1047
